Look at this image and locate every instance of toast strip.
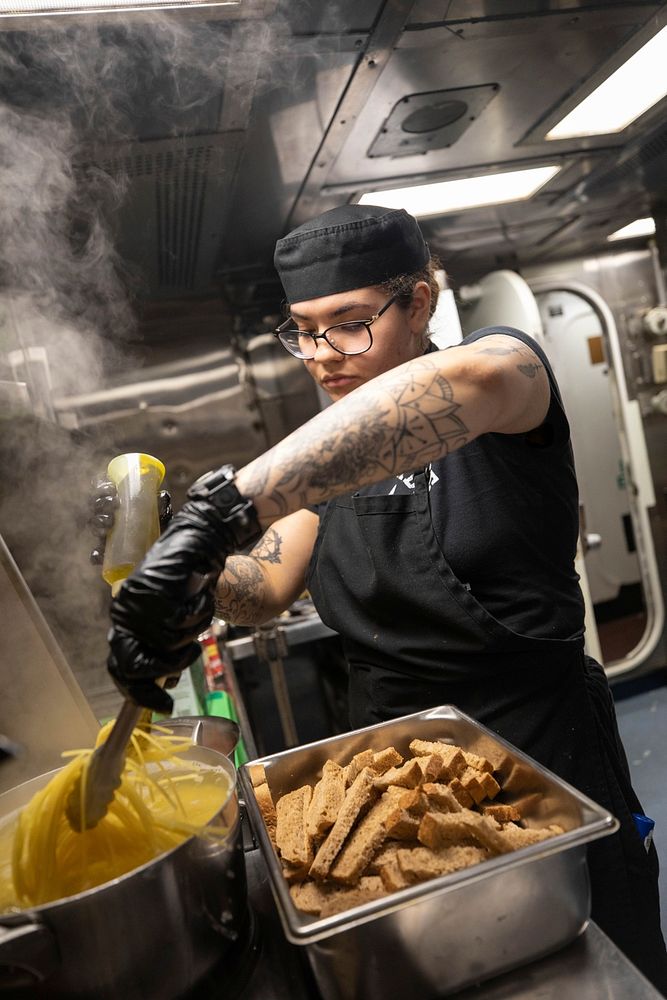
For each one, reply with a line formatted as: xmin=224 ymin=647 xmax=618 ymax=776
xmin=372 ymin=746 xmax=404 ymax=774
xmin=247 ymin=763 xmax=268 ymax=787
xmin=318 ymin=876 xmax=388 ymax=918
xmin=291 ymin=876 xmax=388 ymax=917
xmin=422 ymin=782 xmax=463 ymax=813
xmin=309 ymin=767 xmax=377 ymax=880
xmin=329 ymin=794 xmax=400 ymax=884
xmin=344 ymin=749 xmax=374 ymax=786
xmin=481 ymin=803 xmax=522 ymax=823
xmin=396 ymin=844 xmax=488 ymax=882
xmin=254 ymin=782 xmax=278 ymax=843
xmin=418 ymin=808 xmax=513 ymax=855
xmin=448 ymin=777 xmax=475 ymax=808
xmin=414 ymin=753 xmax=446 ymax=782
xmin=408 ymin=740 xmax=466 ymax=779
xmin=306 ymin=760 xmax=346 ymax=838
xmin=275 ymin=785 xmax=314 ymax=866
xmin=374 ymin=758 xmax=423 ymax=791
xmin=462 ymin=751 xmax=494 ymax=774
xmin=385 ymin=810 xmax=421 ymax=840
xmin=377 ymin=857 xmax=411 ymax=891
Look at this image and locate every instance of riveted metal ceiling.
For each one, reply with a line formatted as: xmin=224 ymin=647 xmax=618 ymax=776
xmin=2 ymin=1 xmax=667 ymax=331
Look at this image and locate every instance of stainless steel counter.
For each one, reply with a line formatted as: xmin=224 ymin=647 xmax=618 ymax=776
xmin=238 ymin=845 xmax=664 ymax=999
xmin=225 ymin=615 xmax=337 ymax=663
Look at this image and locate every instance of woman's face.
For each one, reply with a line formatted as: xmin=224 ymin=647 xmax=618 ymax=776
xmin=289 ymin=282 xmax=431 ymax=401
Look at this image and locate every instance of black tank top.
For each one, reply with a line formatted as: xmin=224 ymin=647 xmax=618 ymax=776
xmin=304 ymin=328 xmax=667 ymax=992
xmin=308 ymin=326 xmax=584 ymax=643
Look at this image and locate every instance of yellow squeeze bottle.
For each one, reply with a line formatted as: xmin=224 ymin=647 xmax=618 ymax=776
xmin=102 ymin=453 xmax=166 ymax=588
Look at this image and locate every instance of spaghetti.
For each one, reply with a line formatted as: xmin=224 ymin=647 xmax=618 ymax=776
xmin=0 ymin=723 xmax=230 ymax=911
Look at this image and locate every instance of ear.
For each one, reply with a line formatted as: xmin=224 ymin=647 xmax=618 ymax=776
xmin=409 ymin=281 xmax=431 ymax=335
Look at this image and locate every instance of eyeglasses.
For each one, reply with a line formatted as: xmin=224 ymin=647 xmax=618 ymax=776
xmin=273 ymin=294 xmax=399 ymax=359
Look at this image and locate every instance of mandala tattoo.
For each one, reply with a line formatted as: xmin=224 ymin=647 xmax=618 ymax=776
xmin=240 ymin=355 xmax=470 ymax=517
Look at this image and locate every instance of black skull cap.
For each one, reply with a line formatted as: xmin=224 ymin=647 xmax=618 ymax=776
xmin=274 ymin=204 xmax=430 ymax=304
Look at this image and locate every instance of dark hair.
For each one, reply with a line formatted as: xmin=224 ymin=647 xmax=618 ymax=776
xmin=279 ymin=255 xmax=443 ymax=333
xmin=380 ymin=254 xmax=442 ymax=320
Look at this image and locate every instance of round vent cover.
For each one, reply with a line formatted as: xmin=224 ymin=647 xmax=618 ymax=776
xmin=367 ymin=85 xmax=499 ymax=158
xmin=402 ymin=100 xmax=468 ymax=134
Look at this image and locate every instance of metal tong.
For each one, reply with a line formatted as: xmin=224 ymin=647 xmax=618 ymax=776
xmin=66 ymin=579 xmax=211 ymax=831
xmin=65 ymin=698 xmax=147 ymax=831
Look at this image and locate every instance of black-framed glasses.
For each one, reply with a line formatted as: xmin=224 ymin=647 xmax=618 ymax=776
xmin=273 ymin=294 xmax=399 ymax=359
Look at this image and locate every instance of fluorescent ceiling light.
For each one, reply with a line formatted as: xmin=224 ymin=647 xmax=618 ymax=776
xmin=607 ymin=217 xmax=656 ymax=241
xmin=358 ymin=165 xmax=561 ymax=218
xmin=0 ymin=0 xmax=239 ymax=13
xmin=546 ymin=25 xmax=667 ymax=139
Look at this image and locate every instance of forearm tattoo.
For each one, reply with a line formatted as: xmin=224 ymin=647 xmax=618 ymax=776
xmin=240 ymin=356 xmax=469 ymax=517
xmin=250 ymin=527 xmax=283 ymax=564
xmin=215 ymin=555 xmax=266 ymax=624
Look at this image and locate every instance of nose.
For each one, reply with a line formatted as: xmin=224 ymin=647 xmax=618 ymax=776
xmin=310 ymin=335 xmax=342 ymax=363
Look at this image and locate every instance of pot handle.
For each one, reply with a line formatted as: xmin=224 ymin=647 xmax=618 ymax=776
xmin=0 ymin=918 xmax=60 ymax=990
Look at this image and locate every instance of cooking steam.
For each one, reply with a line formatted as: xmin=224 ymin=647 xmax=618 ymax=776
xmin=0 ymin=12 xmax=291 ymax=718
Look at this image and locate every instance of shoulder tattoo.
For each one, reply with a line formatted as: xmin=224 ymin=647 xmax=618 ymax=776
xmin=473 ymin=339 xmax=544 ymax=379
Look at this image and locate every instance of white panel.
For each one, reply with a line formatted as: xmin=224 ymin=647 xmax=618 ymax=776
xmin=429 ymin=287 xmax=463 ymax=349
xmin=537 ymin=289 xmax=641 ymax=603
xmin=459 ymin=270 xmax=545 ymax=345
xmin=530 ymin=277 xmax=664 ymax=677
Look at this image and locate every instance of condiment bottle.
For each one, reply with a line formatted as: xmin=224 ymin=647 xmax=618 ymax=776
xmin=102 ymin=452 xmax=166 ymax=591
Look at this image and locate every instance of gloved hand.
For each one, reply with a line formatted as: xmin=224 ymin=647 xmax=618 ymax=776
xmin=89 ymin=478 xmax=173 ymax=565
xmin=107 ymin=466 xmax=262 ymax=712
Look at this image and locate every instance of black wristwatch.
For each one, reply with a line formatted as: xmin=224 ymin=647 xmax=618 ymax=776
xmin=187 ymin=465 xmax=262 ymax=550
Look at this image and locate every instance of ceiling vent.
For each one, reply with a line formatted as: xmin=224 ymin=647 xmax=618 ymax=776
xmin=368 ymin=85 xmax=499 ymax=159
xmin=580 ymin=118 xmax=667 ymax=201
xmin=82 ymin=135 xmax=234 ymax=297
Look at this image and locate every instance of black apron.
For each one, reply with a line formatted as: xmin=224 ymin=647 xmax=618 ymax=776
xmin=307 ymin=470 xmax=667 ymax=993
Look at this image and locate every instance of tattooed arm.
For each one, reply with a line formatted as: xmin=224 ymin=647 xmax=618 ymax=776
xmin=214 ymin=508 xmax=320 ymax=625
xmin=105 ymin=333 xmax=549 ymax=700
xmin=236 ymin=334 xmax=550 ymax=525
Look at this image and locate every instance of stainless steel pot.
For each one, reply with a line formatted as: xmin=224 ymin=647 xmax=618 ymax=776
xmin=160 ymin=716 xmax=240 ymax=758
xmin=0 ymin=745 xmax=247 ymax=999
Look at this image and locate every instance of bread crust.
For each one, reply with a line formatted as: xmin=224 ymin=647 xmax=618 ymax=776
xmin=254 ymin=781 xmax=278 ymax=844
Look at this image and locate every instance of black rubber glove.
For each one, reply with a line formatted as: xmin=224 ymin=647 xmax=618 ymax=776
xmin=107 ymin=466 xmax=262 ymax=712
xmin=89 ymin=479 xmax=172 ymax=565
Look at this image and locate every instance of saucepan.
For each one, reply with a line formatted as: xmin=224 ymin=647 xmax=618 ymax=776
xmin=0 ymin=743 xmax=247 ymax=999
xmin=159 ymin=715 xmax=240 ymax=758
